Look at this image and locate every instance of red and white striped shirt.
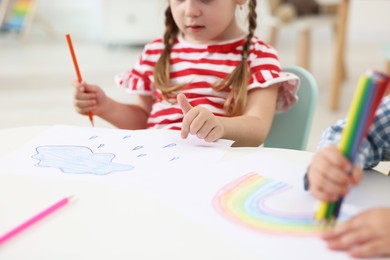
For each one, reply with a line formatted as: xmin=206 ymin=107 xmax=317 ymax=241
xmin=115 ymin=34 xmax=299 ymax=130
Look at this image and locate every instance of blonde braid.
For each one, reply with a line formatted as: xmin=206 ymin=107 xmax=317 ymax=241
xmin=243 ymin=0 xmax=257 ymax=60
xmin=153 ymin=6 xmax=181 ymax=100
xmin=215 ymin=0 xmax=257 ymax=116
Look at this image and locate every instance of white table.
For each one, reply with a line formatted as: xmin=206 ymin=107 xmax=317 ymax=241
xmin=0 ymin=126 xmax=389 ymax=259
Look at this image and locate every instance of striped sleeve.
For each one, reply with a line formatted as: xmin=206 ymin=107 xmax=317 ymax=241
xmin=248 ymin=38 xmax=300 ymax=113
xmin=114 ymin=39 xmax=163 ymax=95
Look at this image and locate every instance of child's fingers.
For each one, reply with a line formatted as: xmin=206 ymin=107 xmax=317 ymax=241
xmin=323 ymin=211 xmax=390 ymax=258
xmin=72 ymin=80 xmax=89 ymax=90
xmin=74 ymin=89 xmax=96 ymax=101
xmin=73 ymin=87 xmax=96 ymax=115
xmin=180 ymin=112 xmax=193 ymax=138
xmin=326 ymin=228 xmax=369 ymax=251
xmin=321 ymin=147 xmax=352 ymax=172
xmin=323 ymin=213 xmax=363 ymax=239
xmin=73 ymin=82 xmax=86 ymax=97
xmin=204 ymin=127 xmax=221 ymax=142
xmin=325 ymin=225 xmax=371 ymax=251
xmin=309 ymin=147 xmax=360 ymax=202
xmin=178 ymin=93 xmax=194 ymax=139
xmin=309 ymin=165 xmax=349 ymax=201
xmin=349 ymin=239 xmax=386 ymax=258
xmin=181 ymin=109 xmax=200 ymax=138
xmin=309 ymin=149 xmax=350 ymax=184
xmin=322 ymin=178 xmax=348 ymax=199
xmin=311 ymin=186 xmax=337 ymax=202
xmin=350 ymin=165 xmax=363 ymax=185
xmin=177 ymin=93 xmax=193 ymax=114
xmin=73 ymin=81 xmax=101 ymax=94
xmin=195 ymin=119 xmax=214 ymax=139
xmin=310 ymin=162 xmax=349 ymax=190
xmin=74 ymin=97 xmax=96 ymax=108
xmin=321 ymin=167 xmax=350 ymax=188
xmin=72 ymin=80 xmax=82 ymax=88
xmin=73 ymin=98 xmax=96 ymax=113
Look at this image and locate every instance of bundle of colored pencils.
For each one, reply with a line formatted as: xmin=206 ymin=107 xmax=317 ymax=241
xmin=315 ymin=70 xmax=390 ymax=226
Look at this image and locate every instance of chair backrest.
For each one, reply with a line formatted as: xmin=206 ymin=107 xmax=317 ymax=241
xmin=257 ymin=0 xmax=337 ymax=29
xmin=263 ymin=66 xmax=318 ymax=150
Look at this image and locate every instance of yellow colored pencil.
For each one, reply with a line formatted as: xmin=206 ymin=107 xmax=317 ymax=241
xmin=338 ymin=74 xmax=370 ymax=155
xmin=315 ymin=201 xmax=328 ymax=221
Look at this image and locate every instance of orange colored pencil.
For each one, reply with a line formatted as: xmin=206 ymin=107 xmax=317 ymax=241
xmin=65 ymin=34 xmax=94 ymax=127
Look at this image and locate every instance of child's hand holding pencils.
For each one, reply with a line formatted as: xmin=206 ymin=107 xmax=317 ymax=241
xmin=307 ymin=146 xmax=363 ymax=203
xmin=311 ymin=71 xmax=389 ymax=226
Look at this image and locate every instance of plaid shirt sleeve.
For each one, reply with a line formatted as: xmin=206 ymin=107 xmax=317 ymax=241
xmin=317 ymin=96 xmax=390 ymax=169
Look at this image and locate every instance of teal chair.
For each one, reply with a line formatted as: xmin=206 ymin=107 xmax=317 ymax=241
xmin=264 ymin=66 xmax=318 ymax=150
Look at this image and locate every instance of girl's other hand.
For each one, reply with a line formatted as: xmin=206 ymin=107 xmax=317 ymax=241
xmin=177 ymin=93 xmax=224 ymax=142
xmin=322 ymin=208 xmax=390 ymax=258
xmin=72 ymin=81 xmax=107 ymax=116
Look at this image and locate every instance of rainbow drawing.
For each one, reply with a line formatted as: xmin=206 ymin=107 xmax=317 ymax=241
xmin=213 ymin=173 xmax=323 ymax=236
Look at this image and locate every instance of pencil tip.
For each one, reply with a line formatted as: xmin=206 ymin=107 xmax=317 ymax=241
xmin=88 ymin=112 xmax=94 ymax=127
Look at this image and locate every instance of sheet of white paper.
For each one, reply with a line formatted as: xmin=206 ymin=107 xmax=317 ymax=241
xmin=131 ymin=150 xmax=390 ymax=259
xmin=0 ymin=125 xmax=233 ymax=186
xmin=2 ymin=125 xmax=390 ymax=259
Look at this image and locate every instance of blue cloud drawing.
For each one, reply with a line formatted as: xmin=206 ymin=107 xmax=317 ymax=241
xmin=32 ymin=145 xmax=134 ymax=175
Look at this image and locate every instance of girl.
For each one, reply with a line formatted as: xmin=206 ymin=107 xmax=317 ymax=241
xmin=73 ymin=0 xmax=299 ymax=147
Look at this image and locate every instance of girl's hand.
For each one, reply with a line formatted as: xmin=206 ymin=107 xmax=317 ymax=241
xmin=72 ymin=81 xmax=108 ymax=117
xmin=177 ymin=93 xmax=224 ymax=142
xmin=307 ymin=146 xmax=363 ymax=202
xmin=323 ymin=208 xmax=390 ymax=258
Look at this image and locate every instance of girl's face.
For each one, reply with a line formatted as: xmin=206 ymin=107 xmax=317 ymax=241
xmin=169 ymin=0 xmax=245 ymax=44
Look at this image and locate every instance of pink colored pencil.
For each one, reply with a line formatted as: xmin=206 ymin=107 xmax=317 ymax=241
xmin=0 ymin=196 xmax=73 ymax=245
